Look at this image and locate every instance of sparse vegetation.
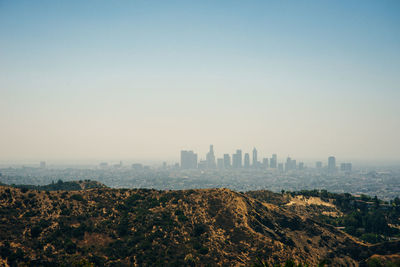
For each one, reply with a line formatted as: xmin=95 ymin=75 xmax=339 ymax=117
xmin=0 ymin=183 xmax=399 ymax=266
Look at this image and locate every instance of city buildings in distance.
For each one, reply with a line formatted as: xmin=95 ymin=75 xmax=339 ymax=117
xmin=179 ymin=145 xmax=352 ymax=173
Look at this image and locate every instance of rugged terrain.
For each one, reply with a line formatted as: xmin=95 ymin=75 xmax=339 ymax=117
xmin=0 ymin=183 xmax=399 ymax=266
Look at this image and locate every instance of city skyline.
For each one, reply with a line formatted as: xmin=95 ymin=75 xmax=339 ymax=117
xmin=180 ymin=144 xmax=352 ymax=171
xmin=0 ymin=147 xmax=397 ymax=167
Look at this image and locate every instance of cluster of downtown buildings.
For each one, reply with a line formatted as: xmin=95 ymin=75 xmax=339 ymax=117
xmin=181 ymin=145 xmax=352 ymax=172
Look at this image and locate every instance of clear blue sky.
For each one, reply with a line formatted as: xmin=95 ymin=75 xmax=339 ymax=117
xmin=1 ymin=1 xmax=399 ymax=164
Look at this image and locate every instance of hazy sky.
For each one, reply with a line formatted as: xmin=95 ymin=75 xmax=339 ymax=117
xmin=1 ymin=1 xmax=399 ymax=164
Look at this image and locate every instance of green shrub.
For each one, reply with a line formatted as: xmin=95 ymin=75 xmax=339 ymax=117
xmin=70 ymin=194 xmax=84 ymax=202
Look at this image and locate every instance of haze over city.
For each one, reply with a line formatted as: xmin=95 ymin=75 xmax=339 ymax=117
xmin=2 ymin=2 xmax=400 ymax=266
xmin=1 ymin=1 xmax=400 ymax=165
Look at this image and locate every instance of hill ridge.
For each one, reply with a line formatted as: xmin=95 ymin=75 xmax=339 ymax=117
xmin=0 ymin=185 xmax=399 ymax=266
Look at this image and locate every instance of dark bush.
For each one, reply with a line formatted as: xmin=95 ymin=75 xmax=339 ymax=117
xmin=70 ymin=194 xmax=84 ymax=202
xmin=193 ymin=224 xmax=206 ymax=236
xmin=20 ymin=187 xmax=28 ymax=193
xmin=31 ymin=225 xmax=42 ymax=238
xmin=65 ymin=239 xmax=77 ymax=254
xmin=199 ymin=247 xmax=209 ymax=255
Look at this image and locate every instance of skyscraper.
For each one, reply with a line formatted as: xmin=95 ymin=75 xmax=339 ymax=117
xmin=180 ymin=150 xmax=198 ymax=169
xmin=298 ymin=162 xmax=304 ymax=170
xmin=223 ymin=154 xmax=231 ymax=169
xmin=316 ymin=161 xmax=322 ymax=169
xmin=244 ymin=153 xmax=250 ymax=168
xmin=40 ymin=161 xmax=46 ymax=169
xmin=285 ymin=157 xmax=291 ymax=171
xmin=285 ymin=157 xmax=296 ymax=171
xmin=262 ymin=158 xmax=269 ymax=169
xmin=232 ymin=150 xmax=242 ymax=168
xmin=206 ymin=145 xmax=216 ymax=169
xmin=270 ymin=154 xmax=277 ymax=168
xmin=217 ymin=158 xmax=224 ymax=169
xmin=278 ymin=163 xmax=284 ymax=172
xmin=340 ymin=163 xmax=352 ymax=172
xmin=252 ymin=148 xmax=258 ymax=168
xmin=328 ymin=156 xmax=336 ymax=171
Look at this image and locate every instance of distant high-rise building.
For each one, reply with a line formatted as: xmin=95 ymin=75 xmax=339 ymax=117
xmin=278 ymin=163 xmax=284 ymax=172
xmin=316 ymin=161 xmax=322 ymax=169
xmin=232 ymin=150 xmax=242 ymax=168
xmin=284 ymin=157 xmax=297 ymax=171
xmin=232 ymin=154 xmax=238 ymax=168
xmin=346 ymin=163 xmax=352 ymax=171
xmin=347 ymin=163 xmax=352 ymax=171
xmin=270 ymin=154 xmax=277 ymax=168
xmin=40 ymin=161 xmax=46 ymax=169
xmin=244 ymin=153 xmax=250 ymax=168
xmin=180 ymin=150 xmax=198 ymax=169
xmin=206 ymin=145 xmax=216 ymax=169
xmin=113 ymin=161 xmax=123 ymax=168
xmin=262 ymin=158 xmax=269 ymax=169
xmin=197 ymin=160 xmax=208 ymax=169
xmin=252 ymin=148 xmax=258 ymax=168
xmin=223 ymin=154 xmax=231 ymax=169
xmin=285 ymin=157 xmax=291 ymax=171
xmin=217 ymin=158 xmax=224 ymax=169
xmin=132 ymin=163 xmax=143 ymax=170
xmin=340 ymin=163 xmax=352 ymax=172
xmin=298 ymin=162 xmax=304 ymax=170
xmin=162 ymin=162 xmax=167 ymax=169
xmin=328 ymin=156 xmax=336 ymax=171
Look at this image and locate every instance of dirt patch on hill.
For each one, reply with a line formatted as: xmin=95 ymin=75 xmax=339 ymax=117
xmin=286 ymin=195 xmax=335 ymax=207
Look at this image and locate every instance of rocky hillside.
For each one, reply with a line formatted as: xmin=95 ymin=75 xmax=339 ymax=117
xmin=0 ymin=185 xmax=399 ymax=266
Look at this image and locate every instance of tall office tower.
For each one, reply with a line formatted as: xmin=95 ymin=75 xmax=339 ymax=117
xmin=278 ymin=163 xmax=284 ymax=172
xmin=285 ymin=157 xmax=297 ymax=171
xmin=223 ymin=154 xmax=231 ymax=169
xmin=298 ymin=162 xmax=304 ymax=170
xmin=285 ymin=157 xmax=292 ymax=171
xmin=340 ymin=163 xmax=352 ymax=172
xmin=252 ymin=148 xmax=258 ymax=168
xmin=40 ymin=161 xmax=46 ymax=169
xmin=340 ymin=163 xmax=345 ymax=171
xmin=232 ymin=154 xmax=238 ymax=168
xmin=244 ymin=153 xmax=250 ymax=168
xmin=162 ymin=162 xmax=167 ymax=169
xmin=237 ymin=150 xmax=242 ymax=167
xmin=346 ymin=163 xmax=352 ymax=171
xmin=197 ymin=160 xmax=207 ymax=169
xmin=217 ymin=158 xmax=224 ymax=169
xmin=262 ymin=158 xmax=269 ymax=169
xmin=232 ymin=149 xmax=242 ymax=168
xmin=292 ymin=160 xmax=296 ymax=170
xmin=270 ymin=154 xmax=277 ymax=168
xmin=316 ymin=161 xmax=322 ymax=169
xmin=206 ymin=145 xmax=216 ymax=169
xmin=180 ymin=150 xmax=198 ymax=169
xmin=328 ymin=156 xmax=336 ymax=171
